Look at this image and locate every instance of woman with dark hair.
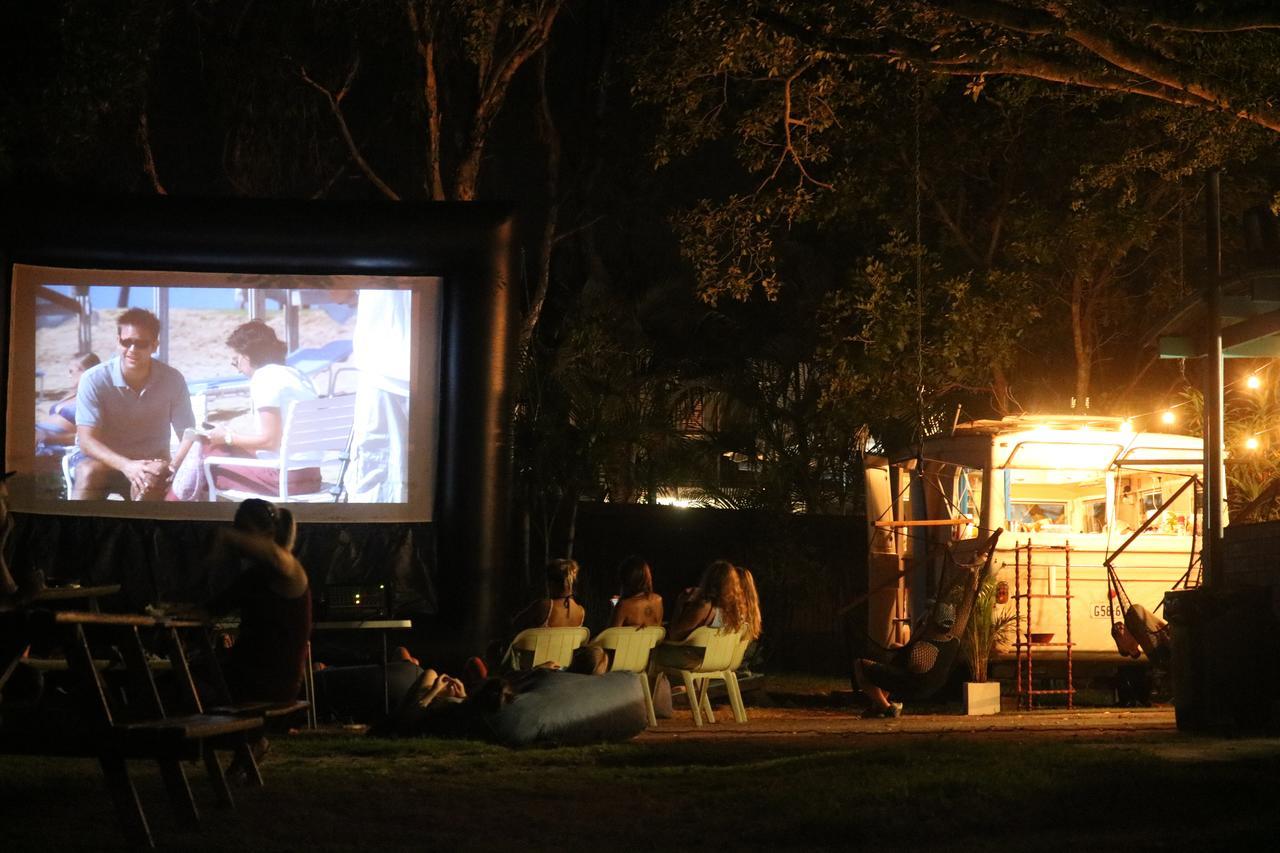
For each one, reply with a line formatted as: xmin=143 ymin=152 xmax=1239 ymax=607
xmin=609 ymin=555 xmax=664 ymax=628
xmin=149 ymin=498 xmax=311 ymax=774
xmin=207 ymin=498 xmax=312 ymax=705
xmin=211 ymin=320 xmax=317 ymax=453
xmin=168 ymin=321 xmax=319 ymax=499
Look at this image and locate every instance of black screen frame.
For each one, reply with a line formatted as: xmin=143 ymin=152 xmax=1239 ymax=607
xmin=1 ymin=192 xmax=516 ymax=648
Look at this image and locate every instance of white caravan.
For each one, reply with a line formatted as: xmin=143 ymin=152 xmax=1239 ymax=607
xmin=863 ymin=415 xmax=1203 ymax=667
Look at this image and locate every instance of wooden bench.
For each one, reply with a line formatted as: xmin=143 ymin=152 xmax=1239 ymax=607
xmin=0 ymin=609 xmax=266 ymax=848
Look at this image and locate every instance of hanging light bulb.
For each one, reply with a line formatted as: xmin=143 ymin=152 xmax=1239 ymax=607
xmin=1246 ymin=435 xmax=1261 ymax=451
xmin=1120 ymin=418 xmax=1134 ymax=434
xmin=1247 ymin=373 xmax=1263 ymax=390
xmin=1161 ymin=410 xmax=1176 ymax=425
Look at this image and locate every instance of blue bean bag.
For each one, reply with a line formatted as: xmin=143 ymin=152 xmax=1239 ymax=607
xmin=480 ymin=669 xmax=649 ymax=747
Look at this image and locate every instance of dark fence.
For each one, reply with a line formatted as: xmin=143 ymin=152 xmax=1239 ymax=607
xmin=552 ymin=503 xmax=868 ymax=674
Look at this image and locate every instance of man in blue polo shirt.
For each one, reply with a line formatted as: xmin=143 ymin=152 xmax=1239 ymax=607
xmin=72 ymin=308 xmax=196 ymax=500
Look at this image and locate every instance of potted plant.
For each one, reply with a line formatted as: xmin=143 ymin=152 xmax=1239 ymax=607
xmin=961 ymin=571 xmax=1015 ymax=715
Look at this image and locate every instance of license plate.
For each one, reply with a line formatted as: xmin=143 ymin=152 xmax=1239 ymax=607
xmin=1090 ymin=602 xmax=1124 ymax=619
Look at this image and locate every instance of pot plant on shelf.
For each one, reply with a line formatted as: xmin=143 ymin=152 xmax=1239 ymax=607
xmin=961 ymin=571 xmax=1016 ymax=715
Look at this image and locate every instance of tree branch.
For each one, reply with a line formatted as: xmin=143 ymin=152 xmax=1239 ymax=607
xmin=938 ymin=1 xmax=1280 ymax=131
xmin=455 ymin=1 xmax=563 ymax=201
xmin=756 ymin=6 xmax=1280 ymax=134
xmin=138 ymin=110 xmax=167 ymax=195
xmin=521 ymin=49 xmax=562 ymax=352
xmin=406 ymin=1 xmax=446 ymax=200
xmin=299 ymin=57 xmax=401 ymax=201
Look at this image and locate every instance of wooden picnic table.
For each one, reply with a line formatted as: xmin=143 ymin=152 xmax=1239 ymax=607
xmin=20 ymin=583 xmax=122 ymax=613
xmin=0 ymin=607 xmax=269 ymax=847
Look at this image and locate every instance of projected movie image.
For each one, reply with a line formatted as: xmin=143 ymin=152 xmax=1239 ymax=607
xmin=10 ymin=267 xmax=440 ymax=520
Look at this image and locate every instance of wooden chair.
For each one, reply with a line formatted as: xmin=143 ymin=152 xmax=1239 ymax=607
xmin=589 ymin=626 xmax=666 ymax=727
xmin=501 ymin=627 xmax=590 ymax=671
xmin=656 ymin=626 xmax=748 ymax=726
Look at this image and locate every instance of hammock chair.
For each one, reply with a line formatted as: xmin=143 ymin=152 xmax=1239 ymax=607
xmin=863 ymin=528 xmax=1002 ymax=702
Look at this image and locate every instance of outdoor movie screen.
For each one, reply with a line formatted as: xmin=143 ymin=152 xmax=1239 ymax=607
xmin=5 ymin=264 xmax=441 ymax=522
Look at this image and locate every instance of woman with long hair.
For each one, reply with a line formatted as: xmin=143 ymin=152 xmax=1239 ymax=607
xmin=609 ymin=555 xmax=664 ymax=628
xmin=667 ymin=559 xmax=754 ymax=642
xmin=734 ymin=564 xmax=763 ymax=642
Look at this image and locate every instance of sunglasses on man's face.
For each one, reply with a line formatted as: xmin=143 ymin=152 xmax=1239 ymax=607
xmin=119 ymin=337 xmax=154 ymax=350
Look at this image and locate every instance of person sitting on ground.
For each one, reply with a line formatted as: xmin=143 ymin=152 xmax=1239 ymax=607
xmin=169 ymin=320 xmax=319 ymax=500
xmin=377 ymin=666 xmax=484 ymax=738
xmin=35 ymin=352 xmax=100 ymax=451
xmin=507 ymin=558 xmax=605 ymax=674
xmin=609 ymin=555 xmax=664 ymax=628
xmin=378 ymin=660 xmax=596 ymax=740
xmin=71 ymin=308 xmax=195 ymax=500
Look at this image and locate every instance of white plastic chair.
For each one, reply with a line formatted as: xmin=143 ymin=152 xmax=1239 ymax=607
xmin=590 ymin=626 xmax=666 ymax=727
xmin=502 ymin=627 xmax=590 ymax=671
xmin=203 ymin=393 xmax=357 ymax=502
xmin=657 ymin=626 xmax=748 ymax=726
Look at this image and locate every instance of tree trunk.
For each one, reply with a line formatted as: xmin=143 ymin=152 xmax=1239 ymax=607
xmin=1070 ymin=272 xmax=1092 ymax=403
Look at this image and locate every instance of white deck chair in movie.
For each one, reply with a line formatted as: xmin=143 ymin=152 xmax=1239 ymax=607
xmin=203 ymin=393 xmax=357 ymax=502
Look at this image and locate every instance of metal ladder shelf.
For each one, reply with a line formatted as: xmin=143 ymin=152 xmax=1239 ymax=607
xmin=1014 ymin=540 xmax=1075 ymax=710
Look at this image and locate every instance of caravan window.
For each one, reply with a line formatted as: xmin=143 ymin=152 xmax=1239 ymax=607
xmin=1084 ymin=498 xmax=1107 ymax=533
xmin=956 ymin=468 xmax=983 ymax=540
xmin=1009 ymin=501 xmax=1068 ymax=533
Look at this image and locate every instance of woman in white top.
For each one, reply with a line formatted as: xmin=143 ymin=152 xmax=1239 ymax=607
xmin=208 ymin=321 xmax=318 ymax=455
xmin=168 ymin=321 xmax=319 ymax=499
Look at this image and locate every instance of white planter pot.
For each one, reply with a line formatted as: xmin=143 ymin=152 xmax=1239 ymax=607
xmin=964 ymin=681 xmax=1001 ymax=716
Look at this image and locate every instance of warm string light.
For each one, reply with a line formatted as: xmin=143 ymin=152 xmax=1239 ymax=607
xmin=1120 ymin=366 xmax=1269 ymax=434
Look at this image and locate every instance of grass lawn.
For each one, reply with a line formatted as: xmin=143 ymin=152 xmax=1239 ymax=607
xmin=4 ymin=716 xmax=1280 ymax=852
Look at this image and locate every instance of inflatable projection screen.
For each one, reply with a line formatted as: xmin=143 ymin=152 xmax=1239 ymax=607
xmin=0 ymin=195 xmax=515 ymax=630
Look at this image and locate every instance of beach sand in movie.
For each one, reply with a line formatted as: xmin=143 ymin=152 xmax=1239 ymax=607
xmin=35 ymin=307 xmax=356 ymax=427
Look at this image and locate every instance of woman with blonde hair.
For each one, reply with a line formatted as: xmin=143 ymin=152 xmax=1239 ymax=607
xmin=507 ymin=557 xmax=605 ymax=674
xmin=511 ymin=557 xmax=586 ymax=632
xmin=666 ymin=560 xmax=756 ymax=642
xmin=734 ymin=564 xmax=763 ymax=641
